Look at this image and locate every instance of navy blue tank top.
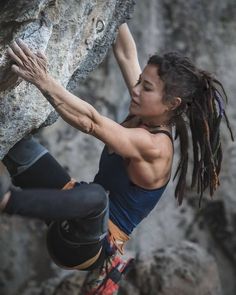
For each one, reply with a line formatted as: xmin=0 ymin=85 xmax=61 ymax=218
xmin=94 ymin=130 xmax=172 ymax=235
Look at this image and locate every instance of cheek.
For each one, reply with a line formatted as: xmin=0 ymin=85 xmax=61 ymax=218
xmin=142 ymin=95 xmax=160 ymax=109
xmin=142 ymin=96 xmax=167 ymax=114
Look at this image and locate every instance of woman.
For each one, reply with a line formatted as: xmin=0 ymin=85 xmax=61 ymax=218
xmin=0 ymin=23 xmax=233 ymax=294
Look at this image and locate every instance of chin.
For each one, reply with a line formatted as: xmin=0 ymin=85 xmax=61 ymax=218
xmin=129 ymin=104 xmax=139 ymax=116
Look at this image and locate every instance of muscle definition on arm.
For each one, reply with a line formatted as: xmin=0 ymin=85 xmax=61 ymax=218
xmin=7 ymin=40 xmax=101 ymax=134
xmin=7 ymin=38 xmax=155 ymax=160
xmin=8 ymin=25 xmax=142 ymax=133
xmin=35 ymin=78 xmax=99 ymax=134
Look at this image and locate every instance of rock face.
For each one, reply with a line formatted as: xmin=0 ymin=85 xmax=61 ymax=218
xmin=1 ymin=0 xmax=236 ymax=295
xmin=0 ymin=216 xmax=51 ymax=295
xmin=0 ymin=0 xmax=135 ymax=159
xmin=35 ymin=242 xmax=222 ymax=295
xmin=120 ymin=241 xmax=222 ymax=295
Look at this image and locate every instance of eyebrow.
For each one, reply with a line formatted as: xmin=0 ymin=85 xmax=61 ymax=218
xmin=143 ymin=79 xmax=154 ymax=87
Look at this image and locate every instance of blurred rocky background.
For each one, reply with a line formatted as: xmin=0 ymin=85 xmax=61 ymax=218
xmin=0 ymin=0 xmax=236 ymax=294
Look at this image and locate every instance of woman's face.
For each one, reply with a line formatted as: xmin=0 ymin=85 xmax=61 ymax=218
xmin=129 ymin=64 xmax=169 ymax=121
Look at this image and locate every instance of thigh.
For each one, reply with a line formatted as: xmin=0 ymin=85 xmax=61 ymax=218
xmin=13 ymin=152 xmax=71 ymax=189
xmin=5 ymin=183 xmax=108 ymax=222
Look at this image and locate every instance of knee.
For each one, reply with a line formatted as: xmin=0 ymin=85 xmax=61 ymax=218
xmin=80 ymin=183 xmax=108 ymax=215
xmin=3 ymin=136 xmax=48 ymax=176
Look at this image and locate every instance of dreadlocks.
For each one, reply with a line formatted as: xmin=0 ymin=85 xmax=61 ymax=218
xmin=148 ymin=52 xmax=234 ymax=206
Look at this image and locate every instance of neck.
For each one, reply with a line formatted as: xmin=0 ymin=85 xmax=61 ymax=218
xmin=139 ymin=117 xmax=173 ymax=129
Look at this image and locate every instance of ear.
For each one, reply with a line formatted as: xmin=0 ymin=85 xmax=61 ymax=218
xmin=168 ymin=97 xmax=182 ymax=111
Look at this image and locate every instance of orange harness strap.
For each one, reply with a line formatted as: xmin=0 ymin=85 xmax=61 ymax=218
xmin=62 ymin=178 xmax=77 ymax=190
xmin=108 ymin=219 xmax=130 ymax=255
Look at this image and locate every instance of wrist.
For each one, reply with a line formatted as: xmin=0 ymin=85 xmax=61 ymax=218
xmin=36 ymin=74 xmax=55 ymax=93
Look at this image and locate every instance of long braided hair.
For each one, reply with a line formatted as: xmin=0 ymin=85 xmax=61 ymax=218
xmin=148 ymin=52 xmax=234 ymax=206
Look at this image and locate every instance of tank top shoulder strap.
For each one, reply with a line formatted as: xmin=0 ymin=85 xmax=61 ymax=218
xmin=151 ymin=129 xmax=174 ymax=145
xmin=122 ymin=115 xmax=174 ymax=145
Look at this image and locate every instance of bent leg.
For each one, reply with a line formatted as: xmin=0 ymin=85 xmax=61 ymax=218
xmin=2 ymin=137 xmax=109 ymax=269
xmin=3 ymin=136 xmax=70 ymax=189
xmin=4 ymin=183 xmax=108 ymax=221
xmin=4 ymin=183 xmax=109 ymax=245
xmin=3 ymin=182 xmax=109 ymax=268
xmin=45 ymin=183 xmax=109 ymax=269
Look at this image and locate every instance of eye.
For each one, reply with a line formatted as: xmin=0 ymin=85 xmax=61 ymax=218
xmin=135 ymin=75 xmax=142 ymax=86
xmin=143 ymin=83 xmax=153 ymax=91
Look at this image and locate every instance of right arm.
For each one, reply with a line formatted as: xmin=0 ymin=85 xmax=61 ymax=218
xmin=7 ymin=40 xmax=160 ymax=161
xmin=112 ymin=23 xmax=141 ymax=95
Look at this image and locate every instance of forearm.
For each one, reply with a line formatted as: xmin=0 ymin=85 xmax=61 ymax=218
xmin=113 ymin=23 xmax=137 ymax=60
xmin=113 ymin=23 xmax=141 ymax=93
xmin=38 ymin=76 xmax=98 ymax=133
xmin=7 ymin=40 xmax=98 ymax=133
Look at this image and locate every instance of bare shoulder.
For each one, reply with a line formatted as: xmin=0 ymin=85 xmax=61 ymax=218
xmin=93 ymin=115 xmax=164 ymax=160
xmin=126 ymin=131 xmax=174 ymax=189
xmin=139 ymin=129 xmax=173 ymax=161
xmin=152 ymin=131 xmax=173 ymax=153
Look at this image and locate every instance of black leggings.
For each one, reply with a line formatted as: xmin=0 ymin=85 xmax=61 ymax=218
xmin=3 ymin=152 xmax=109 ymax=269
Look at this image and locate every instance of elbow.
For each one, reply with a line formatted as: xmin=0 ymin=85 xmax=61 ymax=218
xmin=77 ymin=117 xmax=95 ymax=134
xmin=77 ymin=108 xmax=100 ymax=134
xmin=67 ymin=105 xmax=100 ymax=135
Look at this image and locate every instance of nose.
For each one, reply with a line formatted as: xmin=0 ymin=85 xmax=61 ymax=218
xmin=132 ymin=84 xmax=140 ymax=97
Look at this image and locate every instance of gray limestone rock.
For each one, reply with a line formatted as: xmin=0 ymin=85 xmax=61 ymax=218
xmin=0 ymin=0 xmax=136 ymax=159
xmin=1 ymin=0 xmax=236 ymax=294
xmin=21 ymin=242 xmax=222 ymax=295
xmin=0 ymin=215 xmax=50 ymax=295
xmin=120 ymin=241 xmax=222 ymax=295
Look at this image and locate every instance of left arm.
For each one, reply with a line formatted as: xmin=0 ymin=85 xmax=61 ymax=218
xmin=112 ymin=23 xmax=141 ymax=94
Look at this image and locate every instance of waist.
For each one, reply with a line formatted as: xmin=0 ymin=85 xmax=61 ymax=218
xmin=108 ymin=219 xmax=130 ymax=255
xmin=108 ymin=184 xmax=166 ymax=235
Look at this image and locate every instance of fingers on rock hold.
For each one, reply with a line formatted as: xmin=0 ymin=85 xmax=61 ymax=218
xmin=17 ymin=39 xmax=35 ymax=58
xmin=36 ymin=50 xmax=47 ymax=61
xmin=11 ymin=64 xmax=20 ymax=74
xmin=7 ymin=47 xmax=24 ymax=66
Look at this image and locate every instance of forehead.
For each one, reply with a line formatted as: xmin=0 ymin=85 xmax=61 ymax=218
xmin=142 ymin=64 xmax=163 ymax=86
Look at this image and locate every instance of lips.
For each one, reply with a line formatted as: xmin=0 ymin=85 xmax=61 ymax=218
xmin=131 ymin=98 xmax=139 ymax=105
